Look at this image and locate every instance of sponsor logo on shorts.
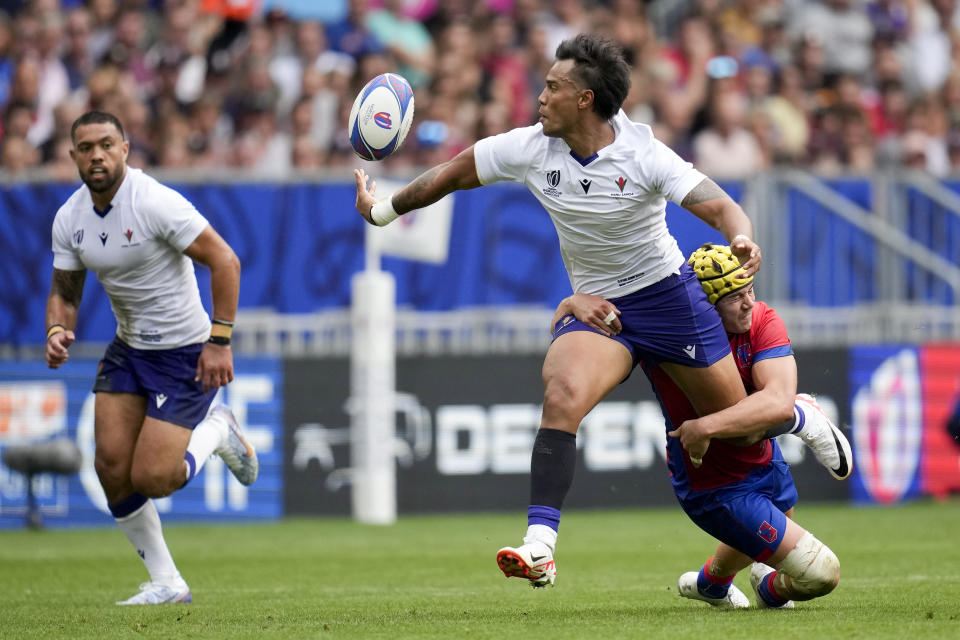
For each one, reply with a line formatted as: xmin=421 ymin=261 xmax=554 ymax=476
xmin=156 ymin=393 xmax=168 ymax=408
xmin=758 ymin=520 xmax=778 ymax=543
xmin=683 ymin=344 xmax=697 ymax=359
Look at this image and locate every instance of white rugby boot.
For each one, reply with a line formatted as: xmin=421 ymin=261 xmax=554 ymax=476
xmin=211 ymin=404 xmax=259 ymax=486
xmin=677 ymin=571 xmax=749 ymax=609
xmin=749 ymin=562 xmax=795 ymax=609
xmin=496 ymin=540 xmax=556 ymax=588
xmin=794 ymin=394 xmax=853 ymax=480
xmin=116 ymin=579 xmax=191 ymax=605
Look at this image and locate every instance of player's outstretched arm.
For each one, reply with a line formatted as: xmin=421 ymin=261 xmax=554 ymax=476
xmin=354 ymin=145 xmax=483 ymax=226
xmin=45 ymin=268 xmax=85 ymax=368
xmin=681 ymin=178 xmax=762 ymax=277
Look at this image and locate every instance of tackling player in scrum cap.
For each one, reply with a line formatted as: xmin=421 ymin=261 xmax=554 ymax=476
xmin=556 ymin=243 xmax=851 ymax=608
xmin=669 ymin=243 xmax=851 ymax=608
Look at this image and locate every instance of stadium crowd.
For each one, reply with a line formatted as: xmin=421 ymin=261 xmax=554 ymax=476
xmin=2 ymin=0 xmax=960 ymax=178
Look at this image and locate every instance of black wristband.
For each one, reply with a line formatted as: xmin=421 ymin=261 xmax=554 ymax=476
xmin=208 ymin=335 xmax=231 ymax=346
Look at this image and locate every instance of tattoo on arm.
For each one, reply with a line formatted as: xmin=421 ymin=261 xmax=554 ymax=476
xmin=681 ymin=178 xmax=727 ymax=207
xmin=393 ymin=165 xmax=445 ymax=214
xmin=51 ymin=269 xmax=86 ymax=307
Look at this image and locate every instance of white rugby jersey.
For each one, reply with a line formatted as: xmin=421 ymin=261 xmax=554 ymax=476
xmin=474 ymin=110 xmax=706 ymax=297
xmin=51 ymin=167 xmax=211 ymax=349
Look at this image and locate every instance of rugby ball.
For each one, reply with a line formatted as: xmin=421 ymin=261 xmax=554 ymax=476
xmin=348 ymin=73 xmax=415 ymax=161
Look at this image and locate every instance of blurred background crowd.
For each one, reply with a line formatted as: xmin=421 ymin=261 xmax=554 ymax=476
xmin=2 ymin=0 xmax=960 ymax=180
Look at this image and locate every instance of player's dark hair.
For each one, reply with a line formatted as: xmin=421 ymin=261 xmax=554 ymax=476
xmin=70 ymin=110 xmax=125 ymax=144
xmin=555 ymin=34 xmax=631 ymax=120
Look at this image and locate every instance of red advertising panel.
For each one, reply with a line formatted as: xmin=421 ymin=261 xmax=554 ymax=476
xmin=920 ymin=344 xmax=960 ymax=498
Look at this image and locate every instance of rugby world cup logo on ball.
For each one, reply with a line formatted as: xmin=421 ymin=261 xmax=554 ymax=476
xmin=348 ymin=72 xmax=415 ymax=161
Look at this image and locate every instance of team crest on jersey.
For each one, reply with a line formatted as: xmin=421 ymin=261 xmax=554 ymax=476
xmin=121 ymin=227 xmax=140 ymax=248
xmin=543 ymin=169 xmax=562 ymax=197
xmin=609 ymin=176 xmax=634 ymax=197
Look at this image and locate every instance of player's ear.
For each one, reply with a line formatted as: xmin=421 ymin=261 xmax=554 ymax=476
xmin=578 ymin=88 xmax=594 ymax=111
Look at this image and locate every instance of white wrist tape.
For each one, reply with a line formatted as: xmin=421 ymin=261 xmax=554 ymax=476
xmin=370 ymin=198 xmax=399 ymax=226
xmin=731 ymin=233 xmax=751 ymax=244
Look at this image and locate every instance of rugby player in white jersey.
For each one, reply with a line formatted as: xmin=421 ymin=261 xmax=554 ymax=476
xmin=45 ymin=111 xmax=258 ymax=605
xmin=353 ymin=34 xmax=761 ymax=588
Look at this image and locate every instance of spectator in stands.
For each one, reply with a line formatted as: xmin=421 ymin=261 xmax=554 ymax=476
xmin=270 ymin=19 xmax=327 ymax=116
xmin=693 ymin=89 xmax=766 ymax=179
xmin=365 ymin=0 xmax=435 ymax=88
xmin=763 ymin=65 xmax=811 ymax=164
xmin=0 ymin=0 xmax=947 ymax=174
xmin=325 ymin=0 xmax=384 ymax=62
xmin=480 ymin=14 xmax=532 ymax=128
xmin=62 ymin=6 xmax=95 ymax=92
xmin=788 ymin=0 xmax=875 ymax=81
xmin=2 ymin=100 xmax=35 ymax=142
xmin=102 ymin=7 xmax=152 ymax=91
xmin=291 ymin=132 xmax=322 ymax=169
xmin=186 ymin=94 xmax=234 ymax=167
xmin=0 ymin=134 xmax=39 ymax=174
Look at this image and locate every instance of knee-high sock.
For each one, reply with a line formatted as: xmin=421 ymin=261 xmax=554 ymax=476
xmin=111 ymin=494 xmax=182 ymax=585
xmin=183 ymin=411 xmax=228 ymax=486
xmin=527 ymin=428 xmax=577 ymax=532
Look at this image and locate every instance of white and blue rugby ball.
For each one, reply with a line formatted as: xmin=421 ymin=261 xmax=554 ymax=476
xmin=348 ymin=73 xmax=415 ymax=161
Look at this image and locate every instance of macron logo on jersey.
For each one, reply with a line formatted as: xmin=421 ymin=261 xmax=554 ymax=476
xmin=579 ymin=178 xmax=591 ymax=194
xmin=156 ymin=393 xmax=168 ymax=408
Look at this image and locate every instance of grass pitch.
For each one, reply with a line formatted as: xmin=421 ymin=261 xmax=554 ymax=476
xmin=1 ymin=500 xmax=959 ymax=639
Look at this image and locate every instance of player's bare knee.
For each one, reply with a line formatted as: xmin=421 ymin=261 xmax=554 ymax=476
xmin=94 ymin=455 xmax=127 ymax=489
xmin=778 ymin=532 xmax=839 ymax=598
xmin=542 ymin=377 xmax=588 ymax=425
xmin=130 ymin=466 xmax=177 ymax=498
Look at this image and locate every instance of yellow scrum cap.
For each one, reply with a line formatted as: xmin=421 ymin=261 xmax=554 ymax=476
xmin=687 ymin=243 xmax=753 ymax=304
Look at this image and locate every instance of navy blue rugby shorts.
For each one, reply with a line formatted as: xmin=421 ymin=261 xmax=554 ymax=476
xmin=93 ymin=337 xmax=218 ymax=428
xmin=552 ymin=262 xmax=730 ymax=369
